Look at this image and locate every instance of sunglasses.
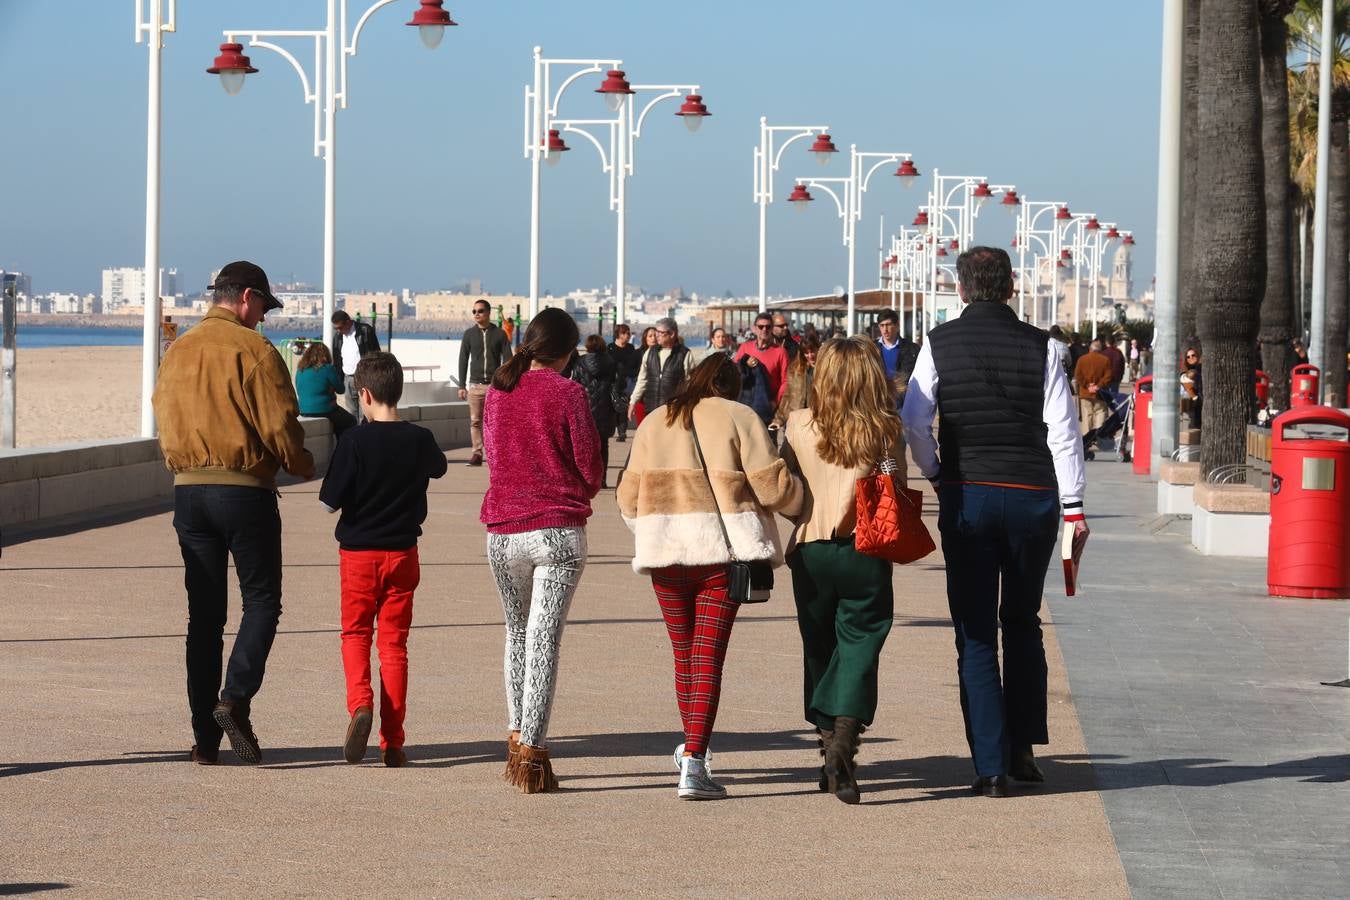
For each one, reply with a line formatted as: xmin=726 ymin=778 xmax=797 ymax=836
xmin=655 ymin=329 xmax=672 ymax=336
xmin=755 ymin=323 xmax=771 ymax=330
xmin=473 ymin=308 xmax=490 ymax=315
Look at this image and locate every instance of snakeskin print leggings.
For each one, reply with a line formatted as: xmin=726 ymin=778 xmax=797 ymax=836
xmin=486 ymin=527 xmax=588 ymax=748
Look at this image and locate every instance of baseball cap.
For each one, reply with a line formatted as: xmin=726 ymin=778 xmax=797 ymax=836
xmin=208 ymin=261 xmax=282 ymax=312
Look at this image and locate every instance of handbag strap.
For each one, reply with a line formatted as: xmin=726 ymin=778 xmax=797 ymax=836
xmin=689 ymin=412 xmax=739 ymax=563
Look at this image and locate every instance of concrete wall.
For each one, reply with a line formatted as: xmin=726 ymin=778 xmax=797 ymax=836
xmin=0 ymin=402 xmax=470 ymax=534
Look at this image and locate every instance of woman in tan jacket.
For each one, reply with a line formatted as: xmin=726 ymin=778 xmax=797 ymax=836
xmin=779 ymin=336 xmax=903 ymax=805
xmin=617 ymin=354 xmax=802 ymax=800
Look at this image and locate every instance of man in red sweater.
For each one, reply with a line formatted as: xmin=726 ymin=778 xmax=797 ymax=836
xmin=735 ymin=313 xmax=789 ymax=425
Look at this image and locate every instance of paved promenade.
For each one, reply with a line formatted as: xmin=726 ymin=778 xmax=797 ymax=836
xmin=1 ymin=438 xmax=1345 ymax=897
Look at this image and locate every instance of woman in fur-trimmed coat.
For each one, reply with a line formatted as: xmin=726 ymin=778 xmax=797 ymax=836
xmin=616 ymin=354 xmax=802 ymax=800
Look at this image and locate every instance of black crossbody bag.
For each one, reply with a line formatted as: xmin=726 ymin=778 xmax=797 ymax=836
xmin=690 ymin=418 xmax=774 ymax=603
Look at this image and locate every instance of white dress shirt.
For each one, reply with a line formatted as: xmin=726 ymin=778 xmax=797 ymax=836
xmin=900 ymin=337 xmax=1086 ymax=512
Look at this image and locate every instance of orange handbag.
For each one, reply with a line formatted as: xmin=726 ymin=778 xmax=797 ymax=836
xmin=854 ymin=458 xmax=936 ymax=565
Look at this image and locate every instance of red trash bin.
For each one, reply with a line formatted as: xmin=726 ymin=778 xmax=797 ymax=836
xmin=1268 ymin=405 xmax=1350 ymax=598
xmin=1290 ymin=364 xmax=1320 ymax=408
xmin=1131 ymin=375 xmax=1153 ymax=476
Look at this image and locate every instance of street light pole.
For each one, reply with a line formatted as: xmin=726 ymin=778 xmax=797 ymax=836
xmin=1310 ymin=0 xmax=1336 ymax=386
xmin=753 ymin=121 xmax=836 ymax=312
xmin=136 ymin=0 xmax=176 ymax=438
xmin=209 ymin=0 xmax=454 ymax=348
xmin=1152 ymin=0 xmax=1184 ymax=472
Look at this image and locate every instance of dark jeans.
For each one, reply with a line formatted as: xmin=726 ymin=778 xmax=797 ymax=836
xmin=173 ymin=485 xmax=283 ymax=750
xmin=303 ymin=405 xmax=356 ymax=440
xmin=938 ymin=484 xmax=1059 ymax=777
xmin=614 ymin=375 xmax=636 ymax=438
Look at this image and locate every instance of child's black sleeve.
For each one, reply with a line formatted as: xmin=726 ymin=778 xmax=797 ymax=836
xmin=423 ymin=430 xmax=449 ymax=480
xmin=319 ymin=433 xmax=357 ymax=511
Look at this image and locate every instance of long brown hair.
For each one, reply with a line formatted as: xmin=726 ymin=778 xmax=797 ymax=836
xmin=297 ymin=341 xmax=332 ymax=371
xmin=491 ymin=308 xmax=579 ymax=392
xmin=664 ymin=354 xmax=742 ymax=431
xmin=808 ymin=336 xmax=900 ymax=468
xmin=787 ymin=335 xmax=821 ymax=377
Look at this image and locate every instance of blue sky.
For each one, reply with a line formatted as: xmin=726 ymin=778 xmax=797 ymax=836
xmin=0 ymin=1 xmax=1161 ymax=300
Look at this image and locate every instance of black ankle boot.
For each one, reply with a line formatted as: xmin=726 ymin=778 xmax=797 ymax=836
xmin=825 ymin=716 xmax=863 ymax=805
xmin=1010 ymin=744 xmax=1045 ymax=783
xmin=815 ymin=726 xmax=833 ymax=792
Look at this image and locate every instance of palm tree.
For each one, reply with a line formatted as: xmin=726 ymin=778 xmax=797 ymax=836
xmin=1259 ymin=1 xmax=1298 ymax=409
xmin=1195 ymin=0 xmax=1266 ymax=477
xmin=1288 ymin=0 xmax=1350 ymax=405
xmin=1179 ymin=0 xmax=1203 ymax=349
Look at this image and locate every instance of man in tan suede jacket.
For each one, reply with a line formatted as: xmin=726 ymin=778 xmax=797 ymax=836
xmin=153 ymin=260 xmax=314 ymax=766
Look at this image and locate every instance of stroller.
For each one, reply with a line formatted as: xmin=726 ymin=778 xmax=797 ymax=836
xmin=1085 ymin=386 xmax=1133 ymax=463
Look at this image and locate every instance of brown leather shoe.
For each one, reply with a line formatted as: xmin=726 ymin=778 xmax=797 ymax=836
xmin=212 ymin=700 xmax=261 ymax=764
xmin=343 ymin=706 xmax=373 ymax=764
xmin=466 ymin=452 xmax=483 ymax=467
xmin=190 ymin=745 xmax=219 ymax=766
xmin=382 ymin=746 xmax=407 ymax=768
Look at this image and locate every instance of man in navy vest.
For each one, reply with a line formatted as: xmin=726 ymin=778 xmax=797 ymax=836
xmin=900 ymin=246 xmax=1088 ymax=797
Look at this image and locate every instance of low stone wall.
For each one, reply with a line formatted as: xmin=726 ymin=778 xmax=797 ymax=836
xmin=1191 ymin=481 xmax=1271 ymax=558
xmin=1157 ymin=460 xmax=1200 ymax=516
xmin=0 ymin=402 xmax=470 ymax=534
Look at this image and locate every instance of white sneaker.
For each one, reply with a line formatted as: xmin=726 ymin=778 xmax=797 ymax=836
xmin=673 ymin=743 xmax=713 ymax=775
xmin=677 ymin=754 xmax=727 ymax=800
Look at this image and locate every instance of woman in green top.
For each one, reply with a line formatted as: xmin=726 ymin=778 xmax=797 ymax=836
xmin=295 ymin=342 xmax=356 ymax=439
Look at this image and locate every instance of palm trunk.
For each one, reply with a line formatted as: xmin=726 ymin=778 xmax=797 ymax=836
xmin=1195 ymin=0 xmax=1266 ymax=477
xmin=1324 ymin=115 xmax=1349 ymax=407
xmin=1257 ymin=1 xmax=1297 ymax=409
xmin=1179 ymin=0 xmax=1204 ymax=349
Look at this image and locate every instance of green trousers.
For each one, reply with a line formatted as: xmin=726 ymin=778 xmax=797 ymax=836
xmin=787 ymin=538 xmax=894 ymax=730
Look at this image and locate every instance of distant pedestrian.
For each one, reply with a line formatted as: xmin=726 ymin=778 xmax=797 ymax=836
xmin=700 ymin=326 xmax=736 ymax=363
xmin=331 ymin=309 xmax=382 ymax=424
xmin=1181 ymin=347 xmax=1203 ymax=429
xmin=457 ymin=299 xmax=512 ymax=467
xmin=630 ymin=317 xmax=695 ymax=426
xmin=481 ymin=308 xmax=603 ymax=793
xmin=617 ymin=353 xmax=803 ymax=800
xmin=608 ymin=324 xmax=641 ymax=442
xmin=1074 ymin=339 xmax=1114 ymax=456
xmin=1048 ymin=326 xmax=1073 ymax=378
xmin=735 ymin=312 xmax=789 ymax=427
xmin=572 ymin=334 xmax=619 ymax=488
xmin=1292 ymin=340 xmax=1309 ymax=366
xmin=1101 ymin=339 xmax=1126 ymax=393
xmin=1128 ymin=338 xmax=1142 ymax=382
xmin=319 ymin=352 xmax=448 ymax=768
xmin=295 ymin=342 xmax=356 ymax=440
xmin=153 ymin=260 xmax=315 ymax=765
xmin=779 ymin=336 xmax=903 ymax=804
xmin=901 ymin=246 xmax=1086 ymax=798
xmin=772 ymin=312 xmax=799 ymax=362
xmin=1067 ymin=331 xmax=1087 ymax=371
xmin=875 ymin=308 xmax=919 ymax=402
xmin=772 ymin=335 xmax=819 ymax=429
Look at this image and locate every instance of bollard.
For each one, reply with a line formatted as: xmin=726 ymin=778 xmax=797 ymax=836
xmin=1 ymin=275 xmax=15 ymax=449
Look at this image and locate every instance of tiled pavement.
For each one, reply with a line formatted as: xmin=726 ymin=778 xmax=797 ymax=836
xmin=1052 ymin=460 xmax=1350 ymax=899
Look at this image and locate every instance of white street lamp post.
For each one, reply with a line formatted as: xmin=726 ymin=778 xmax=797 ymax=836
xmin=1016 ymin=199 xmax=1068 ymax=327
xmin=919 ymin=171 xmax=1014 ymax=336
xmin=550 ymin=80 xmax=707 ymax=327
xmin=210 ymin=0 xmax=454 ymax=349
xmin=753 ymin=120 xmax=836 ymax=312
xmin=794 ymin=145 xmax=918 ymax=335
xmin=136 ymin=0 xmax=176 ymax=438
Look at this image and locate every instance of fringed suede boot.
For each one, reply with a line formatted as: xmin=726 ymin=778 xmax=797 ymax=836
xmin=503 ymin=733 xmax=521 ymax=782
xmin=815 ymin=726 xmax=834 ymax=792
xmin=512 ymin=743 xmax=559 ymax=794
xmin=825 ymin=716 xmax=863 ymax=805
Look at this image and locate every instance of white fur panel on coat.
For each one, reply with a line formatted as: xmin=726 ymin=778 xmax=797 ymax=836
xmin=621 ymin=510 xmax=784 ymax=575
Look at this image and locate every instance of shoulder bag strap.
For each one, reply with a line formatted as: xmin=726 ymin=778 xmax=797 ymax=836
xmin=689 ymin=412 xmax=739 ymax=563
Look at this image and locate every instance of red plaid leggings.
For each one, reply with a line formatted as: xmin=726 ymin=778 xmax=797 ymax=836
xmin=650 ymin=564 xmax=739 ymax=756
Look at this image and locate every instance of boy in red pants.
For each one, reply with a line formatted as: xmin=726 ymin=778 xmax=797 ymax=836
xmin=319 ymin=352 xmax=448 ymax=766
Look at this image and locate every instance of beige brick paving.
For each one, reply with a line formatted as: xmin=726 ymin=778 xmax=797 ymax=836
xmin=1 ymin=444 xmax=1127 ymax=898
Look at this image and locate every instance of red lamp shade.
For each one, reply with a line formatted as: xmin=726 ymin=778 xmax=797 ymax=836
xmin=1011 ymin=237 xmax=1018 ymax=248
xmin=675 ymin=94 xmax=711 ymax=132
xmin=1060 ymin=249 xmax=1073 ymax=260
xmin=1123 ymin=233 xmax=1136 ymax=246
xmin=207 ymin=43 xmax=258 ymax=95
xmin=406 ymin=0 xmax=457 ymax=48
xmin=1106 ymin=225 xmax=1122 ymax=239
xmin=810 ymin=133 xmax=839 ymax=165
xmin=894 ymin=158 xmax=920 ymax=185
xmin=597 ymin=69 xmax=635 ymax=112
xmin=972 ymin=181 xmax=994 ymax=201
xmin=949 ymin=239 xmax=959 ymax=251
xmin=787 ymin=183 xmax=814 ymax=203
xmin=1085 ymin=216 xmax=1101 ymax=231
xmin=1056 ymin=205 xmax=1072 ymax=220
xmin=936 ymin=246 xmax=949 ymax=258
xmin=542 ymin=129 xmax=569 ymax=166
xmin=1001 ymin=189 xmax=1021 ymax=207
xmin=913 ymin=210 xmax=930 ymax=230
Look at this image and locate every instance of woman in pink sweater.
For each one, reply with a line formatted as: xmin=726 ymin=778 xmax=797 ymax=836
xmin=481 ymin=308 xmax=602 ymax=793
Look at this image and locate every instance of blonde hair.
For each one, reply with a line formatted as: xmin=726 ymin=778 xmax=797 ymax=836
xmin=808 ymin=336 xmax=901 ymax=469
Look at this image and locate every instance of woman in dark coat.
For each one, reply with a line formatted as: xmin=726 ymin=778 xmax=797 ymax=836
xmin=573 ymin=334 xmax=619 ymax=487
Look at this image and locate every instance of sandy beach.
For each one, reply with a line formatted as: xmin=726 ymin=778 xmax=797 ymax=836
xmin=13 ymin=346 xmax=142 ymax=448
